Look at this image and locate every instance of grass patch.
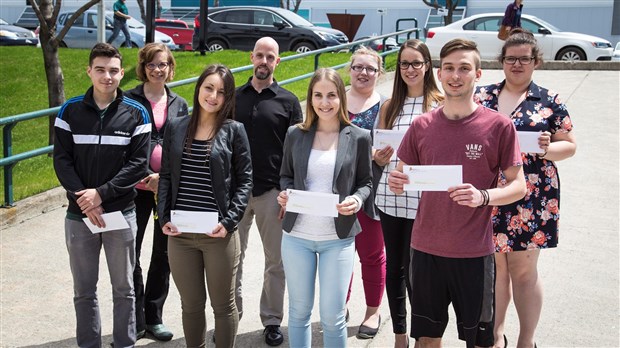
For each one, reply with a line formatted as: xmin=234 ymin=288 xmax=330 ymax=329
xmin=0 ymin=46 xmax=397 ymax=203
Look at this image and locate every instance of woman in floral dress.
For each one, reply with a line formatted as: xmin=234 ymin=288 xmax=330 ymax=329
xmin=475 ymin=28 xmax=577 ymax=348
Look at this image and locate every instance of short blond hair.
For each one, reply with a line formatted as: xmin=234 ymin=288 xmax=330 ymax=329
xmin=348 ymin=46 xmax=384 ymax=75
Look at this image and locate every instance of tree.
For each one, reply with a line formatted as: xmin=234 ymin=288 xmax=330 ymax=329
xmin=280 ymin=0 xmax=302 ymax=13
xmin=422 ymin=0 xmax=460 ymax=25
xmin=136 ymin=0 xmax=163 ymax=22
xmin=31 ymin=0 xmax=101 ymax=145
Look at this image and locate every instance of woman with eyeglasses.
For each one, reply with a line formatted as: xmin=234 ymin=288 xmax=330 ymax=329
xmin=475 ymin=28 xmax=576 ymax=348
xmin=375 ymin=39 xmax=443 ymax=348
xmin=344 ymin=47 xmax=387 ymax=340
xmin=124 ymin=42 xmax=188 ymax=342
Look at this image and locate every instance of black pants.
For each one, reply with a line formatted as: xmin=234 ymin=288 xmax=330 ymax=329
xmin=134 ymin=189 xmax=171 ymax=331
xmin=379 ymin=211 xmax=414 ymax=334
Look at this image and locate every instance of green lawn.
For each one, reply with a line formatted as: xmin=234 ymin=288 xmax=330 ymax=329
xmin=0 ymin=46 xmax=396 ymax=204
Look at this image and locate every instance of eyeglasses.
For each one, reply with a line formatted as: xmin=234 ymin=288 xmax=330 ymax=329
xmin=351 ymin=65 xmax=379 ymax=75
xmin=502 ymin=56 xmax=535 ymax=65
xmin=146 ymin=62 xmax=170 ymax=70
xmin=398 ymin=60 xmax=427 ymax=70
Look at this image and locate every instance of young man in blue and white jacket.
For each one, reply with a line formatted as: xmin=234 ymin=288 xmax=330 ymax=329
xmin=53 ymin=42 xmax=151 ymax=348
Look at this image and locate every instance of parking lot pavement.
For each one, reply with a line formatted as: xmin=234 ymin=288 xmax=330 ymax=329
xmin=1 ymin=69 xmax=618 ymax=347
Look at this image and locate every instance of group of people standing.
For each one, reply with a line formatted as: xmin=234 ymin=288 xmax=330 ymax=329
xmin=53 ymin=26 xmax=575 ymax=348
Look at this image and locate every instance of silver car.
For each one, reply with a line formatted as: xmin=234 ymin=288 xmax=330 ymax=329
xmin=57 ymin=10 xmax=176 ymax=49
xmin=425 ymin=13 xmax=613 ymax=62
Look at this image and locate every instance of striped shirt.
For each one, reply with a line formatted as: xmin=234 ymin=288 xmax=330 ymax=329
xmin=174 ymin=139 xmax=219 ymax=216
xmin=375 ymin=96 xmax=431 ymax=218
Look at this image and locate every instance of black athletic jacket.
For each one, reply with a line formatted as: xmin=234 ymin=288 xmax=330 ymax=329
xmin=53 ymin=87 xmax=151 ymax=216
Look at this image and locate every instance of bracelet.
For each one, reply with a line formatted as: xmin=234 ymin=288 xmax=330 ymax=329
xmin=537 ymin=150 xmax=548 ymax=159
xmin=479 ymin=189 xmax=490 ymax=207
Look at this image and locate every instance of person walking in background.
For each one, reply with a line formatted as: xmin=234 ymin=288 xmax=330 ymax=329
xmin=344 ymin=46 xmax=387 ymax=340
xmin=375 ymin=39 xmax=443 ymax=348
xmin=388 ymin=38 xmax=526 ymax=348
xmin=234 ymin=36 xmax=303 ymax=347
xmin=277 ymin=68 xmax=373 ymax=348
xmin=53 ymin=42 xmax=151 ymax=347
xmin=475 ymin=28 xmax=577 ymax=348
xmin=157 ymin=64 xmax=252 ymax=348
xmin=503 ymin=0 xmax=524 ymax=30
xmin=107 ymin=0 xmax=132 ymax=48
xmin=125 ymin=42 xmax=189 ymax=342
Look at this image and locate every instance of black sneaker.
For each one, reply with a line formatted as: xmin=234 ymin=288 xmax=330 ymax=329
xmin=263 ymin=325 xmax=284 ymax=346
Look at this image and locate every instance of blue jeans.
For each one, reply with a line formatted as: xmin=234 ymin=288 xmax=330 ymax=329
xmin=65 ymin=210 xmax=137 ymax=348
xmin=107 ymin=18 xmax=131 ymax=48
xmin=281 ymin=233 xmax=355 ymax=348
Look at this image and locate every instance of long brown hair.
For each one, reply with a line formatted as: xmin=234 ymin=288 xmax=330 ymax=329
xmin=383 ymin=39 xmax=443 ymax=129
xmin=299 ymin=68 xmax=351 ymax=131
xmin=185 ymin=64 xmax=235 ymax=153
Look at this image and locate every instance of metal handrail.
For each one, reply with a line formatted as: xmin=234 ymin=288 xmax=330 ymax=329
xmin=1 ymin=26 xmax=419 ymax=207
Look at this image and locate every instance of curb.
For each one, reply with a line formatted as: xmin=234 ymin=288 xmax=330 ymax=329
xmin=0 ymin=186 xmax=66 ymax=230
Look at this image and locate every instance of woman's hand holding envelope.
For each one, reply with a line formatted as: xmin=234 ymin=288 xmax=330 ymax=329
xmin=373 ymin=145 xmax=394 ymax=167
xmin=336 ymin=196 xmax=359 ymax=216
xmin=163 ymin=222 xmax=182 ymax=236
xmin=210 ymin=223 xmax=228 ymax=238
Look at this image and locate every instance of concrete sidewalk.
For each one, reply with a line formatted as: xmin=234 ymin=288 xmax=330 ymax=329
xmin=1 ymin=69 xmax=618 ymax=347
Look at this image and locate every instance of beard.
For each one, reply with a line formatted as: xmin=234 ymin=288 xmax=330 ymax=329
xmin=254 ymin=65 xmax=272 ymax=80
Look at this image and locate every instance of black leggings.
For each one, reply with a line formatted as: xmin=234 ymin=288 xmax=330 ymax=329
xmin=379 ymin=211 xmax=414 ymax=334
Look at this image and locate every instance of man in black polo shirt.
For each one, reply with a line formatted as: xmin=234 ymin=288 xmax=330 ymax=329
xmin=235 ymin=36 xmax=303 ymax=347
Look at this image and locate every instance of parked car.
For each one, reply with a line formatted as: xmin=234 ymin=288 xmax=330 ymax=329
xmin=425 ymin=13 xmax=613 ymax=62
xmin=155 ymin=18 xmax=193 ymax=51
xmin=56 ymin=10 xmax=176 ymax=49
xmin=193 ymin=6 xmax=348 ymax=53
xmin=612 ymin=42 xmax=620 ymax=62
xmin=349 ymin=36 xmax=398 ymax=53
xmin=0 ymin=18 xmax=38 ymax=46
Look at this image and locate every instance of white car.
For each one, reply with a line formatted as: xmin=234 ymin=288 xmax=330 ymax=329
xmin=425 ymin=13 xmax=613 ymax=62
xmin=612 ymin=42 xmax=620 ymax=62
xmin=57 ymin=10 xmax=176 ymax=49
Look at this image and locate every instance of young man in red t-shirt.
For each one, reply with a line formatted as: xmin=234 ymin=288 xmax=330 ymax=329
xmin=388 ymin=39 xmax=526 ymax=348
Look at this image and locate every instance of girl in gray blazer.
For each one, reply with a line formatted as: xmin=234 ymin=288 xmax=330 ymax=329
xmin=277 ymin=68 xmax=373 ymax=347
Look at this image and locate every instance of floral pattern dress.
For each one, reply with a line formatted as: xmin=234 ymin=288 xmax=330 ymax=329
xmin=474 ymin=80 xmax=573 ymax=252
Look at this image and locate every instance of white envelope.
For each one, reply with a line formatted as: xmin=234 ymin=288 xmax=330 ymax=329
xmin=517 ymin=131 xmax=544 ymax=154
xmin=83 ymin=211 xmax=130 ymax=234
xmin=403 ymin=165 xmax=463 ymax=191
xmin=285 ymin=189 xmax=339 ymax=217
xmin=171 ymin=210 xmax=219 ymax=234
xmin=373 ymin=129 xmax=407 ymax=151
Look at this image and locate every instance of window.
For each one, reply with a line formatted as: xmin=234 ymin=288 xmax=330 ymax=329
xmin=157 ymin=21 xmax=187 ymax=29
xmin=521 ymin=19 xmax=541 ymax=34
xmin=210 ymin=11 xmax=227 ymax=23
xmin=211 ymin=10 xmax=250 ymax=25
xmin=87 ymin=13 xmax=97 ymax=28
xmin=254 ymin=10 xmax=278 ymax=26
xmin=72 ymin=13 xmax=86 ymax=28
xmin=463 ymin=17 xmax=502 ymax=32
